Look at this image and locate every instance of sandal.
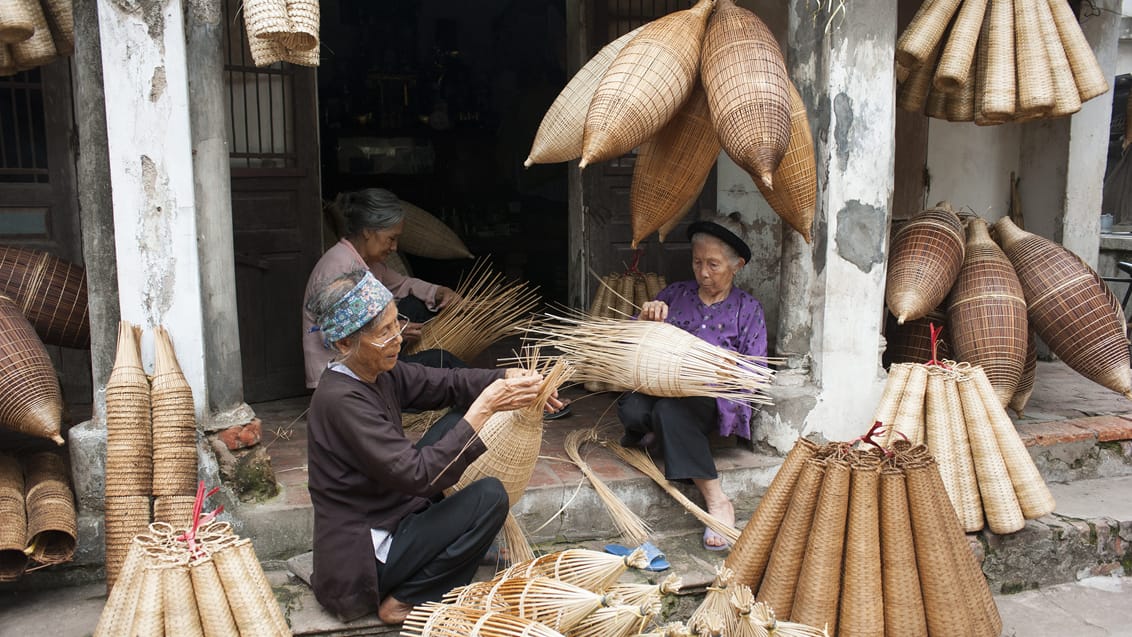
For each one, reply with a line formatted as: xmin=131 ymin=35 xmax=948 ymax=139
xmin=702 ymin=528 xmax=730 ymax=552
xmin=603 ymin=541 xmax=670 ymax=572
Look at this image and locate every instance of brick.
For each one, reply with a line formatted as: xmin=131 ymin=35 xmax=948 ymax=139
xmin=1071 ymin=415 xmax=1132 ymax=442
xmin=237 ymin=418 xmax=262 ymax=447
xmin=1016 ymin=421 xmax=1096 ymax=447
xmin=217 ymin=425 xmax=245 ymax=451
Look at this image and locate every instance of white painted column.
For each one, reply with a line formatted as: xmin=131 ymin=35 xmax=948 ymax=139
xmin=97 ymin=0 xmax=210 ymax=418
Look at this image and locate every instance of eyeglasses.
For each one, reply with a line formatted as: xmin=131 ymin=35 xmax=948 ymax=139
xmin=369 ymin=314 xmax=411 ymax=349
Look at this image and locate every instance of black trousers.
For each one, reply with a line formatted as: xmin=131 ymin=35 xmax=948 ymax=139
xmin=397 ymin=296 xmax=468 ymax=369
xmin=617 ymin=393 xmax=719 ymax=481
xmin=375 ymin=413 xmax=508 ymax=605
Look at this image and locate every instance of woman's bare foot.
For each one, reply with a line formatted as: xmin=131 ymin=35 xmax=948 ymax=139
xmin=378 ymin=595 xmax=413 ymax=624
xmin=693 ymin=478 xmax=735 ymax=549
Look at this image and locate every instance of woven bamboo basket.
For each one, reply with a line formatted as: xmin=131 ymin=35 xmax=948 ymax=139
xmin=93 ymin=539 xmax=147 ymax=635
xmin=896 ymin=41 xmax=940 ymax=114
xmin=104 ymin=495 xmax=151 ymax=590
xmin=0 ymin=295 xmax=64 ymax=444
xmin=957 ymin=372 xmax=1024 ymax=534
xmin=791 ymin=456 xmax=850 ymax=634
xmin=1013 ymin=0 xmax=1054 ymax=115
xmin=246 ymin=27 xmax=284 ymax=66
xmin=0 ymin=0 xmax=34 ymax=44
xmin=837 ymin=456 xmax=884 ymax=637
xmin=886 ymin=205 xmax=965 ymax=325
xmin=755 ymin=455 xmax=825 ymax=617
xmin=105 ymin=322 xmax=152 ymax=497
xmin=9 ymin=0 xmax=53 ymax=68
xmin=161 ymin=561 xmax=205 ymax=636
xmin=445 ymin=575 xmax=609 ymax=632
xmin=402 ymin=602 xmax=567 ymax=637
xmin=630 ymin=84 xmax=719 ymax=249
xmin=735 ymin=593 xmax=828 ymax=637
xmin=132 ymin=563 xmax=167 ymax=636
xmin=1047 ymin=0 xmax=1108 ymax=102
xmin=632 ymin=275 xmax=649 ymax=308
xmin=933 ymin=0 xmax=987 ymax=92
xmin=151 ymin=327 xmax=198 ymax=497
xmin=945 ymin=68 xmax=977 ymax=122
xmin=878 ymin=466 xmax=927 ymax=637
xmin=1008 ymin=329 xmax=1036 ymax=417
xmin=923 ymin=369 xmax=959 ymax=510
xmin=189 ymin=554 xmax=241 ymax=637
xmin=643 ymin=273 xmax=666 ymax=301
xmin=588 ymin=273 xmax=617 ymax=319
xmin=884 ymin=311 xmax=951 ymax=367
xmin=756 ymin=81 xmax=817 ymax=243
xmin=0 ymin=454 xmax=27 ymax=581
xmin=497 ymin=548 xmax=648 ymax=593
xmin=924 ymin=85 xmax=948 ymax=120
xmin=0 ymin=45 xmax=15 ymax=76
xmin=606 ymin=573 xmax=682 ymax=609
xmin=941 ymin=370 xmax=985 ymax=532
xmin=526 ymin=27 xmax=644 ymax=166
xmin=1034 ymin=0 xmax=1081 ymax=118
xmin=283 ymin=41 xmax=318 ymax=66
xmin=700 ymin=0 xmax=790 ymax=189
xmin=895 ymin=0 xmax=963 ymax=69
xmin=213 ymin=538 xmax=289 ymax=635
xmin=613 ymin=273 xmax=636 ymax=318
xmin=979 ymin=0 xmax=1016 ymax=120
xmin=581 ymin=0 xmax=712 ymax=168
xmin=0 ymin=247 xmax=90 ymax=348
xmin=886 ymin=363 xmax=928 ymax=447
xmin=276 ymin=0 xmax=318 ymax=51
xmin=871 ymin=363 xmax=912 ymax=435
xmin=398 ymin=200 xmax=473 ymax=260
xmin=22 ymin=451 xmax=76 ymax=565
xmin=41 ymin=0 xmax=72 ymax=56
xmin=970 ymin=366 xmax=1055 ymax=519
xmin=994 ymin=217 xmax=1132 ymax=397
xmin=153 ymin=495 xmax=197 ymax=528
xmin=726 ymin=437 xmax=819 ymax=588
xmin=244 ymin=0 xmax=291 ymax=41
xmin=946 ymin=219 xmax=1028 ymax=405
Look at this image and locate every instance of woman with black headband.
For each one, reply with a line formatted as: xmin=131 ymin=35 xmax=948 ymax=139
xmin=617 ymin=217 xmax=768 ymax=551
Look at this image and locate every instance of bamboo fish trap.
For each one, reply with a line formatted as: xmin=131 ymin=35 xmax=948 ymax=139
xmin=496 ymin=548 xmax=649 ymax=593
xmin=993 ymin=216 xmax=1132 ymax=398
xmin=398 ymin=200 xmax=474 ymax=260
xmin=526 ymin=26 xmax=644 ymax=167
xmin=630 ymin=84 xmax=720 ymax=249
xmin=701 ymin=0 xmax=791 ymax=189
xmin=0 ymin=0 xmax=35 ymax=44
xmin=689 ymin=566 xmax=740 ymax=637
xmin=606 ymin=572 xmax=683 ymax=608
xmin=402 ymin=603 xmax=567 ymax=637
xmin=527 ymin=314 xmax=775 ymax=406
xmin=9 ymin=0 xmax=53 ymax=69
xmin=883 ymin=309 xmax=951 ymax=368
xmin=568 ymin=601 xmax=657 ymax=637
xmin=404 ymin=260 xmax=540 ymax=362
xmin=0 ymin=295 xmax=64 ymax=444
xmin=0 ymin=454 xmax=27 ymax=581
xmin=0 ymin=246 xmax=90 ymax=348
xmin=885 ymin=204 xmax=965 ymax=325
xmin=730 ymin=586 xmax=829 ymax=637
xmin=755 ymin=81 xmax=817 ymax=243
xmin=151 ymin=326 xmax=198 ymax=498
xmin=22 ymin=451 xmax=76 ymax=565
xmin=580 ymin=0 xmax=713 ymax=168
xmin=443 ymin=575 xmax=612 ymax=633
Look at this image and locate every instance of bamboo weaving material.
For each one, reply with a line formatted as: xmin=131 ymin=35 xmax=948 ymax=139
xmin=838 ymin=457 xmax=884 ymax=637
xmin=791 ymin=457 xmax=850 ymax=635
xmin=871 ymin=363 xmax=912 ymax=434
xmin=689 ymin=566 xmax=740 ymax=637
xmin=1035 ymin=0 xmax=1081 ymax=118
xmin=22 ymin=451 xmax=76 ymax=565
xmin=497 ymin=548 xmax=648 ymax=593
xmin=0 ymin=454 xmax=26 ymax=581
xmin=942 ymin=370 xmax=985 ymax=532
xmin=567 ymin=429 xmax=651 ymax=546
xmin=40 ymin=0 xmax=73 ymax=56
xmin=398 ymin=200 xmax=474 ymax=260
xmin=755 ymin=456 xmax=825 ymax=617
xmin=895 ymin=0 xmax=963 ymax=69
xmin=980 ymin=0 xmax=1016 ymax=120
xmin=444 ymin=575 xmax=609 ymax=632
xmin=0 ymin=295 xmax=64 ymax=444
xmin=957 ymin=373 xmax=1024 ymax=534
xmin=1048 ymin=0 xmax=1108 ymax=102
xmin=933 ymin=0 xmax=987 ymax=92
xmin=569 ymin=602 xmax=656 ymax=637
xmin=0 ymin=0 xmax=34 ymax=44
xmin=884 ymin=311 xmax=951 ymax=367
xmin=9 ymin=0 xmax=53 ymax=68
xmin=886 ymin=363 xmax=927 ymax=447
xmin=1013 ymin=0 xmax=1054 ymax=115
xmin=403 ymin=603 xmax=567 ymax=637
xmin=878 ymin=466 xmax=928 ymax=637
xmin=886 ymin=204 xmax=965 ymax=325
xmin=756 ymin=81 xmax=817 ymax=243
xmin=151 ymin=326 xmax=198 ymax=497
xmin=606 ymin=573 xmax=682 ymax=609
xmin=0 ymin=246 xmax=90 ymax=349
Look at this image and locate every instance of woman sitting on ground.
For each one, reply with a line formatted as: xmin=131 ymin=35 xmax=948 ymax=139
xmin=617 ymin=217 xmax=767 ymax=551
xmin=305 ymin=269 xmax=560 ymax=623
xmin=302 ymin=187 xmax=463 ymax=388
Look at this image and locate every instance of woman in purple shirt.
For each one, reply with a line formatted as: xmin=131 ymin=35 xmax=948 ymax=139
xmin=618 ymin=219 xmax=767 ymax=551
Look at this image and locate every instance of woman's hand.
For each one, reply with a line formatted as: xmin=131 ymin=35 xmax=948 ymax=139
xmin=505 ymin=368 xmax=564 ymax=413
xmin=401 ymin=322 xmax=424 ymax=344
xmin=639 ymin=300 xmax=669 ymax=322
xmin=435 ymin=286 xmax=461 ymax=310
xmin=464 ymin=373 xmax=544 ymax=431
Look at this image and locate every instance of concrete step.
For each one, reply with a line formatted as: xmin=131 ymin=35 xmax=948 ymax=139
xmin=1016 ymin=416 xmax=1132 ymax=484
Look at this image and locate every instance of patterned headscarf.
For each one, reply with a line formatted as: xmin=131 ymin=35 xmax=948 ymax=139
xmin=314 ymin=272 xmax=393 ymax=345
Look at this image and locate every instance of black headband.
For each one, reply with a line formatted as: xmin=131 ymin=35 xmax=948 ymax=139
xmin=687 ymin=221 xmax=751 ymax=263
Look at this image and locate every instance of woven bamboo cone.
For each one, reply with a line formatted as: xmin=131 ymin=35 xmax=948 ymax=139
xmin=189 ymin=555 xmax=240 ymax=637
xmin=1047 ymin=0 xmax=1108 ymax=102
xmin=613 ymin=267 xmax=636 ymax=318
xmin=244 ymin=0 xmax=291 ymax=41
xmin=947 ymin=219 xmax=1028 ymax=405
xmin=631 ymin=274 xmax=648 ymax=308
xmin=162 ymin=563 xmax=205 ymax=637
xmin=41 ymin=0 xmax=73 ymax=56
xmin=276 ymin=0 xmax=318 ymax=51
xmin=878 ymin=466 xmax=928 ymax=637
xmin=924 ymin=85 xmax=948 ymax=120
xmin=756 ymin=81 xmax=817 ymax=243
xmin=980 ymin=0 xmax=1016 ymax=120
xmin=896 ymin=0 xmax=963 ymax=69
xmin=103 ymin=496 xmax=151 ymax=591
xmin=839 ymin=456 xmax=884 ymax=637
xmin=1009 ymin=330 xmax=1037 ymax=417
xmin=756 ymin=457 xmax=825 ymax=618
xmin=643 ymin=273 xmax=666 ymax=302
xmin=130 ymin=563 xmax=166 ymax=637
xmin=0 ymin=240 xmax=92 ymax=350
xmin=0 ymin=295 xmax=64 ymax=444
xmin=498 ymin=547 xmax=648 ymax=592
xmin=0 ymin=0 xmax=35 ymax=44
xmin=973 ymin=8 xmax=1003 ymax=126
xmin=871 ymin=363 xmax=912 ymax=438
xmin=105 ymin=321 xmax=152 ymax=495
xmin=942 ymin=372 xmax=985 ymax=532
xmin=213 ymin=539 xmax=289 ymax=635
xmin=970 ymin=366 xmax=1055 ymax=519
xmin=23 ymin=451 xmax=76 ymax=564
xmin=726 ymin=437 xmax=820 ymax=588
xmin=1013 ymin=0 xmax=1055 ymax=115
xmin=9 ymin=0 xmax=54 ymax=68
xmin=791 ymin=457 xmax=850 ymax=634
xmin=896 ymin=42 xmax=940 ymax=114
xmin=402 ymin=602 xmax=567 ymax=637
xmin=527 ymin=26 xmax=644 ymax=166
xmin=934 ymin=0 xmax=988 ymax=92
xmin=152 ymin=326 xmax=198 ymax=497
xmin=994 ymin=216 xmax=1132 ymax=398
xmin=957 ymin=372 xmax=1025 ymax=534
xmin=446 ymin=575 xmax=610 ymax=632
xmin=886 ymin=204 xmax=965 ymax=324
xmin=398 ymin=200 xmax=474 ymax=260
xmin=630 ymin=85 xmax=720 ymax=249
xmin=93 ymin=539 xmax=147 ymax=636
xmin=923 ymin=369 xmax=963 ymax=521
xmin=231 ymin=538 xmax=291 ymax=635
xmin=1034 ymin=0 xmax=1081 ymax=118
xmin=886 ymin=363 xmax=928 ymax=447
xmin=700 ymin=0 xmax=791 ymax=188
xmin=581 ymin=0 xmax=713 ymax=168
xmin=945 ymin=64 xmax=976 ymax=122
xmin=0 ymin=454 xmax=27 ymax=581
xmin=588 ymin=274 xmax=616 ymax=318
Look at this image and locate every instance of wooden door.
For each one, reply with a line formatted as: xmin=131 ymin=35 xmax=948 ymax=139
xmin=581 ymin=0 xmax=714 ymax=296
xmin=224 ymin=0 xmax=322 ymax=402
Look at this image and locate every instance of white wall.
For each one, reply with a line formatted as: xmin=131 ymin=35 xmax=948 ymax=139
xmin=925 ymin=119 xmax=1020 ymax=221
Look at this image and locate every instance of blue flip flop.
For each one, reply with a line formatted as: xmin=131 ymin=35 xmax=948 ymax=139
xmin=603 ymin=541 xmax=670 ymax=571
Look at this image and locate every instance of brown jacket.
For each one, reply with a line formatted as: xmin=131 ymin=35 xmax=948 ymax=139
xmin=306 ymin=362 xmax=503 ymax=620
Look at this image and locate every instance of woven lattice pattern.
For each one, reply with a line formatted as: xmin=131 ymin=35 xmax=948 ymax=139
xmin=896 ymin=0 xmax=963 ymax=68
xmin=0 ymin=0 xmax=35 ymax=44
xmin=839 ymin=458 xmax=885 ymax=637
xmin=1035 ymin=0 xmax=1081 ymax=118
xmin=581 ymin=0 xmax=713 ymax=167
xmin=1008 ymin=330 xmax=1036 ymax=417
xmin=1013 ymin=0 xmax=1053 ymax=114
xmin=933 ymin=0 xmax=987 ymax=92
xmin=398 ymin=200 xmax=474 ymax=260
xmin=878 ymin=467 xmax=928 ymax=636
xmin=497 ymin=548 xmax=647 ymax=593
xmin=755 ymin=81 xmax=816 ymax=243
xmin=9 ymin=0 xmax=53 ymax=68
xmin=755 ymin=457 xmax=824 ymax=617
xmin=22 ymin=451 xmax=75 ymax=565
xmin=0 ymin=243 xmax=89 ymax=350
xmin=957 ymin=373 xmax=1024 ymax=534
xmin=885 ymin=310 xmax=951 ymax=367
xmin=886 ymin=205 xmax=965 ymax=324
xmin=41 ymin=0 xmax=73 ymax=55
xmin=791 ymin=458 xmax=850 ymax=635
xmin=445 ymin=576 xmax=607 ymax=632
xmin=402 ymin=602 xmax=569 ymax=637
xmin=1048 ymin=0 xmax=1108 ymax=101
xmin=0 ymin=454 xmax=27 ymax=581
xmin=151 ymin=327 xmax=198 ymax=498
xmin=0 ymin=295 xmax=63 ymax=444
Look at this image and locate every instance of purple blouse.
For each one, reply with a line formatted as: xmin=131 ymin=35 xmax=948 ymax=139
xmin=654 ymin=280 xmax=767 ymax=439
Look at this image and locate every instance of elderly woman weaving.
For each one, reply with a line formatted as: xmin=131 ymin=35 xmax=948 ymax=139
xmin=618 ymin=218 xmax=767 ymax=551
xmin=306 ymin=269 xmax=559 ymax=623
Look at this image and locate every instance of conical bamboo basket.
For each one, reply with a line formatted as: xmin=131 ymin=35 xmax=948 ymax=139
xmin=886 ymin=204 xmax=965 ymax=325
xmin=979 ymin=0 xmax=1016 ymax=121
xmin=933 ymin=0 xmax=988 ymax=93
xmin=0 ymin=295 xmax=64 ymax=444
xmin=941 ymin=371 xmax=985 ymax=532
xmin=105 ymin=321 xmax=152 ymax=497
xmin=994 ymin=216 xmax=1132 ymax=398
xmin=131 ymin=563 xmax=166 ymax=637
xmin=1008 ymin=329 xmax=1036 ymax=417
xmin=1013 ymin=0 xmax=1054 ymax=115
xmin=581 ymin=0 xmax=713 ymax=168
xmin=755 ymin=81 xmax=817 ymax=243
xmin=93 ymin=539 xmax=147 ymax=635
xmin=244 ymin=0 xmax=292 ymax=42
xmin=526 ymin=27 xmax=644 ymax=166
xmin=878 ymin=466 xmax=927 ymax=637
xmin=497 ymin=548 xmax=648 ymax=593
xmin=8 ymin=0 xmax=53 ymax=68
xmin=630 ymin=84 xmax=720 ymax=249
xmin=161 ymin=561 xmax=206 ymax=637
xmin=791 ymin=457 xmax=850 ymax=635
xmin=1047 ymin=0 xmax=1108 ymax=102
xmin=0 ymin=454 xmax=27 ymax=581
xmin=0 ymin=246 xmax=90 ymax=349
xmin=895 ymin=0 xmax=963 ymax=69
xmin=41 ymin=0 xmax=73 ymax=56
xmin=0 ymin=0 xmax=35 ymax=44
xmin=884 ymin=310 xmax=951 ymax=367
xmin=151 ymin=326 xmax=198 ymax=497
xmin=1035 ymin=0 xmax=1081 ymax=118
xmin=896 ymin=40 xmax=941 ymax=114
xmin=945 ymin=67 xmax=977 ymax=122
xmin=446 ymin=575 xmax=609 ymax=632
xmin=700 ymin=0 xmax=790 ymax=189
xmin=104 ymin=495 xmax=151 ymax=591
xmin=838 ymin=456 xmax=884 ymax=637
xmin=925 ymin=85 xmax=948 ymax=120
xmin=946 ymin=219 xmax=1028 ymax=405
xmin=189 ymin=554 xmax=240 ymax=637
xmin=212 ymin=538 xmax=289 ymax=635
xmin=22 ymin=451 xmax=76 ymax=565
xmin=402 ymin=602 xmax=567 ymax=637
xmin=956 ymin=373 xmax=1024 ymax=534
xmin=755 ymin=456 xmax=825 ymax=617
xmin=398 ymin=200 xmax=474 ymax=260
xmin=886 ymin=363 xmax=928 ymax=447
xmin=871 ymin=363 xmax=912 ymax=436
xmin=565 ymin=602 xmax=654 ymax=637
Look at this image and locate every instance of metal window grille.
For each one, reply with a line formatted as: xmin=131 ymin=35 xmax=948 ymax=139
xmin=0 ymin=69 xmax=49 ymax=183
xmin=604 ymin=0 xmax=690 ymax=40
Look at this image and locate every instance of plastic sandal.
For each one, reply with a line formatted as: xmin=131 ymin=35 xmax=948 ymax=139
xmin=702 ymin=528 xmax=730 ymax=552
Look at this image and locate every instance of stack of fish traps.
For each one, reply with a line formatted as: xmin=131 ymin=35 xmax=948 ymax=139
xmin=0 ymin=450 xmax=77 ymax=581
xmin=719 ymin=437 xmax=1001 ymax=637
xmin=526 ymin=0 xmax=816 ymax=246
xmin=242 ymin=0 xmax=320 ymax=67
xmin=0 ymin=0 xmax=74 ymax=76
xmin=93 ymin=520 xmax=289 ymax=637
xmin=583 ymin=271 xmax=666 ymax=392
xmin=896 ymin=0 xmax=1109 ymax=124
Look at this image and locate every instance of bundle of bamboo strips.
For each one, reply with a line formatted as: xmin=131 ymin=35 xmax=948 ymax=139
xmin=583 ymin=271 xmax=666 ymax=392
xmin=565 ymin=428 xmax=651 ymax=546
xmin=896 ymin=0 xmax=1108 ymax=123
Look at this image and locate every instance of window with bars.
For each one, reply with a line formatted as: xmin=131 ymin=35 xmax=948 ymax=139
xmin=0 ymin=70 xmax=49 ymax=184
xmin=223 ymin=0 xmax=297 ymax=169
xmin=602 ymin=0 xmax=690 ymax=40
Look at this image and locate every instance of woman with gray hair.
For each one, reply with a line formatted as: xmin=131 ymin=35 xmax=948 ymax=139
xmin=302 ymin=188 xmax=462 ymax=388
xmin=305 ymin=269 xmax=559 ymax=624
